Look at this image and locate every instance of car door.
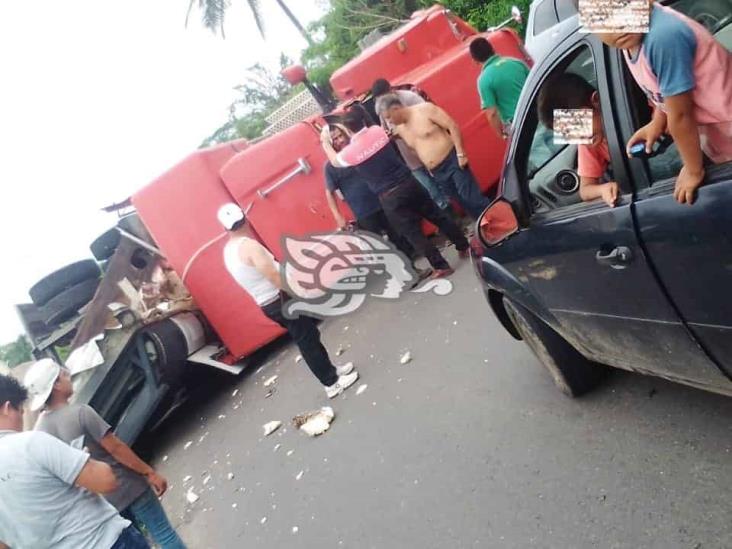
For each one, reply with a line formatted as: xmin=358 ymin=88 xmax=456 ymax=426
xmin=623 ymin=7 xmax=732 ymax=382
xmin=494 ymin=37 xmax=732 ymax=391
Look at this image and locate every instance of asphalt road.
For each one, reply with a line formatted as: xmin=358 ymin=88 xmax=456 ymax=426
xmin=141 ymin=249 xmax=732 ymax=549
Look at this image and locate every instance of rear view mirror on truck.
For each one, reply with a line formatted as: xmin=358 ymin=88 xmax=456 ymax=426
xmin=478 ymin=199 xmax=519 ymax=247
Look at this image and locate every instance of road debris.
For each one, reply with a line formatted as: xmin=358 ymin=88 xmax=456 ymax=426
xmin=202 ymin=475 xmax=211 ymax=486
xmin=264 ymin=375 xmax=278 ymax=387
xmin=218 ymin=414 xmax=226 ymax=420
xmin=232 ymin=389 xmax=239 ymax=397
xmin=295 ymin=355 xmax=303 ymax=363
xmin=286 ymin=450 xmax=294 ymax=457
xmin=356 ymin=384 xmax=368 ymax=395
xmin=400 ymin=351 xmax=412 ymax=364
xmin=273 ymin=444 xmax=282 ymax=452
xmin=183 ymin=441 xmax=193 ymax=450
xmin=293 ymin=406 xmax=335 ymax=437
xmin=292 ymin=526 xmax=299 ymax=534
xmin=227 ymin=473 xmax=235 ymax=481
xmin=162 ymin=455 xmax=168 ymax=462
xmin=263 ymin=421 xmax=283 ymax=437
xmin=183 ymin=475 xmax=192 ymax=483
xmin=265 ymin=388 xmax=276 ymax=398
xmin=295 ymin=470 xmax=304 ymax=481
xmin=185 ymin=488 xmax=199 ymax=504
xmin=260 ymin=517 xmax=268 ymax=525
xmin=335 ymin=345 xmax=346 ymax=356
xmin=232 ymin=503 xmax=238 ymax=509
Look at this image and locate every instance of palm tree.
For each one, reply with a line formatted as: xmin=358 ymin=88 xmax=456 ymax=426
xmin=187 ymin=0 xmax=313 ymax=45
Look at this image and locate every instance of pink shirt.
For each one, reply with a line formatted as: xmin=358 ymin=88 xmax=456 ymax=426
xmin=623 ymin=4 xmax=732 ymax=163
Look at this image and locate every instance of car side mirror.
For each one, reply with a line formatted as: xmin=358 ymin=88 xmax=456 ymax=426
xmin=478 ymin=199 xmax=519 ymax=246
xmin=511 ymin=6 xmax=523 ymax=24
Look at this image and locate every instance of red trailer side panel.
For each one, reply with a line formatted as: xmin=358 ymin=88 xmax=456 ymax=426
xmin=132 ymin=140 xmax=285 ymax=360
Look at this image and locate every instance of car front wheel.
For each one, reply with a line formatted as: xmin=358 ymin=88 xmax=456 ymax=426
xmin=503 ymin=297 xmax=607 ymax=397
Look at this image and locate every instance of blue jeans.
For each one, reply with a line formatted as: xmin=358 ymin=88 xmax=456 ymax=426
xmin=411 ymin=167 xmax=450 ymax=210
xmin=126 ymin=489 xmax=186 ymax=549
xmin=111 ymin=526 xmax=150 ymax=549
xmin=429 ymin=150 xmax=491 ymax=219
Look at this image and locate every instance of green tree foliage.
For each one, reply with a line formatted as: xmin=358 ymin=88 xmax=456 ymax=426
xmin=0 ymin=335 xmax=33 ymax=368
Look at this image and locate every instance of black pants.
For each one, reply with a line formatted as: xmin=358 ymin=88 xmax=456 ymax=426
xmin=357 ymin=209 xmax=415 ymax=259
xmin=379 ymin=177 xmax=469 ymax=271
xmin=261 ymin=297 xmax=338 ymax=387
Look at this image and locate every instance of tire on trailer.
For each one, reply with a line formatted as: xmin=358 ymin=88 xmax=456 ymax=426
xmin=143 ymin=319 xmax=192 ymax=386
xmin=29 ymin=260 xmax=101 ymax=306
xmin=90 ymin=228 xmax=121 ymax=261
xmin=503 ymin=297 xmax=607 ymax=397
xmin=42 ymin=277 xmax=101 ymax=327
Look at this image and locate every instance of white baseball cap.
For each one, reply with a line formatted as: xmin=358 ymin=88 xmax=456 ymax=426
xmin=24 ymin=358 xmax=61 ymax=411
xmin=217 ymin=203 xmax=245 ymax=231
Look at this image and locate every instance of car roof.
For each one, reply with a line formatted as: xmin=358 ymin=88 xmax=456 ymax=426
xmin=525 ymin=0 xmax=579 ymax=62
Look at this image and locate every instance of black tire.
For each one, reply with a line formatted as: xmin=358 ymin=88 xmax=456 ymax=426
xmin=90 ymin=228 xmax=121 ymax=261
xmin=143 ymin=319 xmax=190 ymax=386
xmin=503 ymin=297 xmax=607 ymax=397
xmin=42 ymin=277 xmax=101 ymax=326
xmin=29 ymin=260 xmax=101 ymax=306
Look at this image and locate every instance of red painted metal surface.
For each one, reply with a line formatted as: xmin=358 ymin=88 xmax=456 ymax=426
xmin=131 ymin=140 xmax=286 ymax=360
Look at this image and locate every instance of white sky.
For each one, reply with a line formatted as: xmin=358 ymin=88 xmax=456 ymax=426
xmin=0 ymin=0 xmax=326 ymax=343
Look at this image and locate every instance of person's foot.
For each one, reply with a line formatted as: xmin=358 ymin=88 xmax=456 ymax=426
xmin=410 ymin=267 xmax=434 ymax=289
xmin=458 ymin=248 xmax=470 ymax=259
xmin=336 ymin=362 xmax=354 ymax=376
xmin=325 ymin=371 xmax=360 ymax=399
xmin=430 ymin=267 xmax=455 ymax=279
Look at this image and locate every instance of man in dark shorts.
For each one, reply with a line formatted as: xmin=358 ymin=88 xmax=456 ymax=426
xmin=323 ymin=124 xmax=415 ymax=260
xmin=320 ymin=108 xmax=469 ymax=278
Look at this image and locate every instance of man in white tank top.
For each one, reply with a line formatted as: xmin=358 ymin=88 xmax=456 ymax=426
xmin=217 ymin=203 xmax=359 ymax=398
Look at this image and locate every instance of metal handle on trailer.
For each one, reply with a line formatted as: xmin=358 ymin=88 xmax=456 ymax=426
xmin=257 ymin=158 xmax=311 ymax=199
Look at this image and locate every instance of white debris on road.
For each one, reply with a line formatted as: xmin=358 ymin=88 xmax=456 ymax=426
xmin=162 ymin=455 xmax=168 ymax=462
xmin=295 ymin=470 xmax=304 ymax=481
xmin=218 ymin=415 xmax=226 ymax=420
xmin=292 ymin=526 xmax=299 ymax=534
xmin=232 ymin=389 xmax=239 ymax=397
xmin=263 ymin=375 xmax=278 ymax=387
xmin=293 ymin=407 xmax=335 ymax=437
xmin=273 ymin=444 xmax=281 ymax=452
xmin=263 ymin=421 xmax=283 ymax=437
xmin=232 ymin=503 xmax=238 ymax=509
xmin=356 ymin=384 xmax=368 ymax=395
xmin=400 ymin=351 xmax=412 ymax=364
xmin=260 ymin=517 xmax=268 ymax=525
xmin=202 ymin=475 xmax=211 ymax=486
xmin=295 ymin=355 xmax=303 ymax=363
xmin=227 ymin=473 xmax=235 ymax=481
xmin=183 ymin=475 xmax=192 ymax=483
xmin=335 ymin=345 xmax=345 ymax=356
xmin=183 ymin=441 xmax=193 ymax=450
xmin=286 ymin=450 xmax=294 ymax=457
xmin=185 ymin=488 xmax=199 ymax=504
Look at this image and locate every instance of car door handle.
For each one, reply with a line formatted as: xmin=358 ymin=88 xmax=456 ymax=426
xmin=596 ymin=246 xmax=634 ymax=269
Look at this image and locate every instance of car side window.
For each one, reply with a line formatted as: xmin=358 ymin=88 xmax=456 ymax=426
xmin=519 ymin=46 xmax=599 ymax=213
xmin=556 ymin=0 xmax=579 ymax=20
xmin=533 ymin=0 xmax=559 ymax=36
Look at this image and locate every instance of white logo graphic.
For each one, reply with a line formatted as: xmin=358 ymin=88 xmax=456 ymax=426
xmin=281 ymin=231 xmax=452 ymax=319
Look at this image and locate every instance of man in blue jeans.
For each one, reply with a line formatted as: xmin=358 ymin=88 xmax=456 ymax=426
xmin=0 ymin=373 xmax=149 ymax=549
xmin=379 ymin=94 xmax=491 ymax=219
xmin=25 ymin=359 xmax=186 ymax=549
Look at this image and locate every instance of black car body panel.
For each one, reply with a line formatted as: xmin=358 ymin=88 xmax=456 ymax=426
xmin=473 ymin=0 xmax=732 ymax=397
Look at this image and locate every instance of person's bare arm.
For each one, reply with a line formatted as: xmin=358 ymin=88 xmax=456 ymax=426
xmin=579 ymin=177 xmax=619 ymax=208
xmin=427 ymin=104 xmax=468 ymax=167
xmin=99 ymin=433 xmax=167 ymax=496
xmin=665 ymin=92 xmax=705 ymax=204
xmin=244 ymin=241 xmax=282 ymax=289
xmin=325 ymin=189 xmax=347 ymax=229
xmin=484 ymin=107 xmax=504 ymax=137
xmin=320 ymin=127 xmax=344 ymax=167
xmin=75 ymin=459 xmax=118 ymax=495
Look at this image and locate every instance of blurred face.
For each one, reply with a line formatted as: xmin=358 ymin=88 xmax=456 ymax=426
xmin=1 ymin=401 xmax=24 ymax=432
xmin=53 ymin=368 xmax=74 ymax=399
xmin=596 ymin=32 xmax=644 ymax=50
xmin=384 ymin=105 xmax=406 ymax=125
xmin=330 ymin=127 xmax=349 ymax=152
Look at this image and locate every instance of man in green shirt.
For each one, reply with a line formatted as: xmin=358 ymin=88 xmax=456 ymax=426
xmin=470 ymin=37 xmax=530 ymax=138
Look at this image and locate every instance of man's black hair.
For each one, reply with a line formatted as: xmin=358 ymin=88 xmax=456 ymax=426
xmin=377 ymin=93 xmax=404 ymax=114
xmin=469 ymin=37 xmax=495 ymax=63
xmin=371 ymin=78 xmax=391 ymax=98
xmin=0 ymin=374 xmax=28 ymax=411
xmin=537 ymin=73 xmax=596 ymax=129
xmin=342 ymin=107 xmax=368 ymax=133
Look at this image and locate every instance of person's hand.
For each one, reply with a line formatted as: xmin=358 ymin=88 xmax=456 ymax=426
xmin=626 ymin=122 xmax=664 ymax=156
xmin=673 ymin=165 xmax=704 ymax=205
xmin=146 ymin=471 xmax=168 ymax=497
xmin=335 ymin=214 xmax=347 ymax=230
xmin=600 ymin=182 xmax=619 ymax=208
xmin=457 ymin=153 xmax=469 ymax=169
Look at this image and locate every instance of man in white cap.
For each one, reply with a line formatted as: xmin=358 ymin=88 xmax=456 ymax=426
xmin=0 ymin=373 xmax=149 ymax=549
xmin=24 ymin=359 xmax=184 ymax=548
xmin=217 ymin=203 xmax=359 ymax=398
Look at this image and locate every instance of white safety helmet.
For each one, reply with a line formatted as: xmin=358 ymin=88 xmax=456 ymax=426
xmin=217 ymin=203 xmax=245 ymax=231
xmin=24 ymin=358 xmax=61 ymax=411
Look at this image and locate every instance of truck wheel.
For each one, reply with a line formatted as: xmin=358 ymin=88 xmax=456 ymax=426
xmin=42 ymin=277 xmax=101 ymax=326
xmin=90 ymin=228 xmax=121 ymax=261
xmin=143 ymin=319 xmax=191 ymax=386
xmin=503 ymin=297 xmax=607 ymax=397
xmin=30 ymin=260 xmax=101 ymax=306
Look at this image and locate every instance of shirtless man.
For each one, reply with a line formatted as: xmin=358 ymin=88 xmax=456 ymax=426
xmin=379 ymin=94 xmax=490 ymax=219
